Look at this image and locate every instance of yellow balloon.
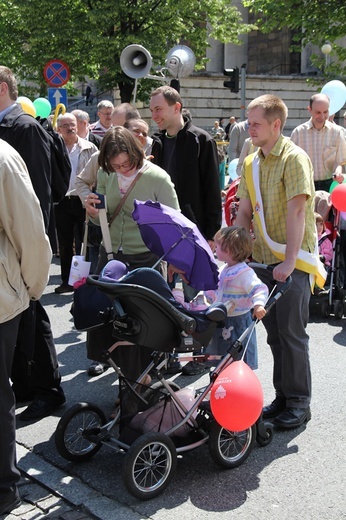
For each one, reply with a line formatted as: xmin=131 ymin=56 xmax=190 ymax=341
xmin=16 ymin=96 xmax=36 ymax=118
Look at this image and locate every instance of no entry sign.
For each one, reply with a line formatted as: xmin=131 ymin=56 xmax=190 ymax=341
xmin=43 ymin=60 xmax=70 ymax=87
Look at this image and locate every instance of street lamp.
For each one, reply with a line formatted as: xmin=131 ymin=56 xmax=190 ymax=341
xmin=321 ymin=43 xmax=332 ymax=66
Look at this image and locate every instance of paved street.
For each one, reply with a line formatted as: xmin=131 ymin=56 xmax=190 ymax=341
xmin=7 ymin=258 xmax=346 ymax=519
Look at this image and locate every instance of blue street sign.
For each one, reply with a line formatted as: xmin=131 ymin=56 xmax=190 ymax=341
xmin=48 ymin=88 xmax=67 ymax=109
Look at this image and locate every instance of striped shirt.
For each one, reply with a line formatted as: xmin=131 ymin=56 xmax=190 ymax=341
xmin=89 ymin=120 xmax=110 ymax=138
xmin=291 ymin=119 xmax=346 ymax=181
xmin=205 ymin=262 xmax=268 ymax=316
xmin=237 ymin=135 xmax=316 ymax=265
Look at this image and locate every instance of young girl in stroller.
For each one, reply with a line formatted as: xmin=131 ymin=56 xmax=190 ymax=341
xmin=169 ymin=226 xmax=268 ymax=370
xmin=315 ymin=212 xmax=333 ymax=268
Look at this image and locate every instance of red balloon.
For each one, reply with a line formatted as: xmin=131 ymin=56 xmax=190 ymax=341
xmin=210 ymin=361 xmax=263 ymax=431
xmin=331 ymin=183 xmax=346 ymax=212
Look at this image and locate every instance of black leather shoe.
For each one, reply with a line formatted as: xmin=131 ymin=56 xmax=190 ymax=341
xmin=164 ymin=361 xmax=182 ymax=375
xmin=55 ymin=283 xmax=74 ymax=294
xmin=19 ymin=395 xmax=66 ymax=421
xmin=273 ymin=407 xmax=311 ymax=429
xmin=12 ymin=385 xmax=35 ymax=403
xmin=0 ymin=486 xmax=21 ymax=515
xmin=182 ymin=361 xmax=207 ymax=375
xmin=87 ymin=361 xmax=109 ymax=377
xmin=262 ymin=397 xmax=286 ymax=419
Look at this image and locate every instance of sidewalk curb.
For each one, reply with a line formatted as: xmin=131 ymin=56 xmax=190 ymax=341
xmin=16 ymin=444 xmax=143 ymax=520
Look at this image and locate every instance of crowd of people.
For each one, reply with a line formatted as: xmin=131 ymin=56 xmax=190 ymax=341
xmin=0 ymin=62 xmax=345 ymax=515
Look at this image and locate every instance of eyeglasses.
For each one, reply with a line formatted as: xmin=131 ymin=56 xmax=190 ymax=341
xmin=59 ymin=123 xmax=76 ymax=129
xmin=110 ymin=159 xmax=132 ymax=171
xmin=98 ymin=111 xmax=112 ymax=117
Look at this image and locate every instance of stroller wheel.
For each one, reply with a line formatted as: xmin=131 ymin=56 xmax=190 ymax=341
xmin=122 ymin=432 xmax=177 ymax=500
xmin=208 ymin=420 xmax=256 ymax=469
xmin=333 ymin=300 xmax=344 ymax=319
xmin=320 ymin=300 xmax=331 ymax=318
xmin=256 ymin=422 xmax=274 ymax=447
xmin=55 ymin=402 xmax=106 ymax=462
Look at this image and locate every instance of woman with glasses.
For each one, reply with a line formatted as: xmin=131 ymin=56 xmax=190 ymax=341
xmin=80 ymin=126 xmax=179 ymax=380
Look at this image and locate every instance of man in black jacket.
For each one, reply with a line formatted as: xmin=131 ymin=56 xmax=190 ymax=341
xmin=150 ymin=85 xmax=222 ymax=375
xmin=0 ymin=66 xmax=65 ymax=421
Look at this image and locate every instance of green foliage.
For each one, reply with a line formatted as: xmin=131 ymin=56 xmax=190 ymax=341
xmin=0 ymin=0 xmax=255 ymax=101
xmin=243 ymin=0 xmax=346 ymax=81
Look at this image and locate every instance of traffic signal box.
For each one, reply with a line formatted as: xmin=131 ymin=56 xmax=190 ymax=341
xmin=223 ymin=67 xmax=239 ymax=93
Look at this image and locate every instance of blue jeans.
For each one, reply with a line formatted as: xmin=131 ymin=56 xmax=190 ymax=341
xmin=206 ymin=311 xmax=258 ymax=370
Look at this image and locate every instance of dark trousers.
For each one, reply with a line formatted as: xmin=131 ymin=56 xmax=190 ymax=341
xmin=11 ymin=301 xmax=64 ymax=400
xmin=259 ymin=268 xmax=312 ymax=408
xmin=0 ymin=314 xmax=21 ymax=494
xmin=55 ymin=196 xmax=85 ymax=284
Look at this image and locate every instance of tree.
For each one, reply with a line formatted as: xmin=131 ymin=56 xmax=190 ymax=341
xmin=243 ymin=0 xmax=346 ymax=80
xmin=0 ymin=0 xmax=255 ymax=101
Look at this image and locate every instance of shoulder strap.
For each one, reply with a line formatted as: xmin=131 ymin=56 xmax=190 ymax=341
xmin=108 ymin=164 xmax=148 ymax=227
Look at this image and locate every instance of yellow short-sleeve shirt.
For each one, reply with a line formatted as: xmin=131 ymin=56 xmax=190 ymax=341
xmin=237 ymin=135 xmax=316 ymax=265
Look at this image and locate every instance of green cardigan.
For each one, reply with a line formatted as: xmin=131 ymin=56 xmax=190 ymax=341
xmin=93 ymin=160 xmax=179 ymax=255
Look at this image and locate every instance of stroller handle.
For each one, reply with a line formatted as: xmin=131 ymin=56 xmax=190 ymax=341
xmin=248 ymin=263 xmax=292 ymax=314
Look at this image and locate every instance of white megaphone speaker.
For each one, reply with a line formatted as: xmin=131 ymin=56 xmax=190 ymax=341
xmin=120 ymin=44 xmax=152 ymax=79
xmin=165 ymin=45 xmax=196 ymax=79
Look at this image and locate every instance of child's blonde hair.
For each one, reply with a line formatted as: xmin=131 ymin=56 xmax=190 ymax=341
xmin=315 ymin=212 xmax=326 ymax=232
xmin=214 ymin=226 xmax=253 ymax=262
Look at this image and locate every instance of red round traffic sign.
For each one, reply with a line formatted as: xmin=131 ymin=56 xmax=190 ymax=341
xmin=43 ymin=60 xmax=70 ymax=87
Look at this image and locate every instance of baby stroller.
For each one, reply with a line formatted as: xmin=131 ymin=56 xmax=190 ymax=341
xmin=310 ymin=191 xmax=345 ymax=319
xmin=55 ymin=265 xmax=291 ymax=501
xmin=224 ymin=176 xmax=240 ymax=226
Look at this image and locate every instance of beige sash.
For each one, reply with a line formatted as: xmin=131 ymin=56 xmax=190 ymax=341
xmin=244 ymin=153 xmax=327 ymax=290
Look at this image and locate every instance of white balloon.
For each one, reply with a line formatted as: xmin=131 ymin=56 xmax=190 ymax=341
xmin=321 ymin=80 xmax=346 ymax=116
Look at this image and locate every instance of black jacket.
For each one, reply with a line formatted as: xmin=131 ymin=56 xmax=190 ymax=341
xmin=0 ymin=104 xmax=52 ymax=232
xmin=88 ymin=131 xmax=102 ymax=149
xmin=151 ymin=119 xmax=222 ymax=240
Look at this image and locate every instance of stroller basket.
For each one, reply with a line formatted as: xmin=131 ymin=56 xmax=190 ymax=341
xmin=119 ymin=379 xmax=197 ymax=446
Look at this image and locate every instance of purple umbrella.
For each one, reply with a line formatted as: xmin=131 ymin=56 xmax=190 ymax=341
xmin=132 ymin=199 xmax=219 ymax=290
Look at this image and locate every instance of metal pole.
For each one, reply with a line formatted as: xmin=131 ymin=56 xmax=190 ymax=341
xmin=240 ymin=65 xmax=246 ymax=121
xmin=132 ymin=78 xmax=138 ymax=104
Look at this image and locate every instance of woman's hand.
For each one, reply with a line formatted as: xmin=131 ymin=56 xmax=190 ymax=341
xmin=167 ymin=264 xmax=189 ymax=285
xmin=84 ymin=192 xmax=101 ymax=217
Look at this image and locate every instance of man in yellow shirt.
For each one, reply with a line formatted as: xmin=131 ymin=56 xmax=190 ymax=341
xmin=236 ymin=94 xmax=316 ymax=429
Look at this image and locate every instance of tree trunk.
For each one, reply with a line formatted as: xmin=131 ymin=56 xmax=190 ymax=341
xmin=118 ymin=81 xmax=135 ymax=103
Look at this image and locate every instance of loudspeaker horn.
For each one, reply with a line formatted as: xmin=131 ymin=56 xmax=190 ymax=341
xmin=120 ymin=44 xmax=153 ymax=79
xmin=165 ymin=45 xmax=196 ymax=79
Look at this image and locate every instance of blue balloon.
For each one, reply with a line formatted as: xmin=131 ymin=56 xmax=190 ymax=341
xmin=321 ymin=80 xmax=346 ymax=116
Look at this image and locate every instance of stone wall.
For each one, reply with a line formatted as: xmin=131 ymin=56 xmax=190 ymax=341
xmin=117 ymin=73 xmax=340 ymax=136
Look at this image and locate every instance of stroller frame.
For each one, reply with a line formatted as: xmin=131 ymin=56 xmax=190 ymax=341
xmin=55 ymin=265 xmax=291 ymax=501
xmin=310 ymin=209 xmax=346 ymax=319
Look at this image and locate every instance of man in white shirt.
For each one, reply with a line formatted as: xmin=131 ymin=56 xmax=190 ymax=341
xmin=291 ymin=93 xmax=346 ymax=191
